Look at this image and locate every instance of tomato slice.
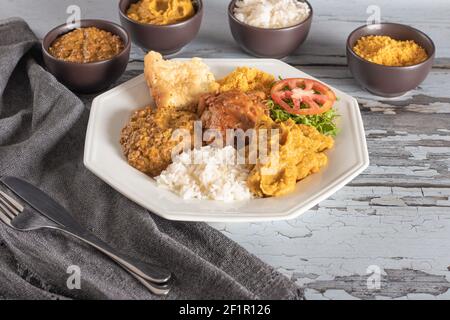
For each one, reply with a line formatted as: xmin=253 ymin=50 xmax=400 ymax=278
xmin=271 ymin=78 xmax=336 ymax=115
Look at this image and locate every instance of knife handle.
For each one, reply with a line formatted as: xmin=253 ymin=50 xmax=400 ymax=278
xmin=60 ymin=227 xmax=172 ymax=285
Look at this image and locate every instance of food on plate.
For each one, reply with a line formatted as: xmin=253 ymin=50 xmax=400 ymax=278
xmin=198 ymin=90 xmax=268 ymax=142
xmin=121 ymin=52 xmax=338 ymax=201
xmin=127 ymin=0 xmax=195 ymax=25
xmin=233 ymin=0 xmax=310 ymax=29
xmin=247 ymin=116 xmax=334 ymax=197
xmin=144 ymin=51 xmax=219 ymax=112
xmin=352 ymin=35 xmax=428 ymax=67
xmin=120 ymin=106 xmax=197 ymax=177
xmin=156 ymin=146 xmax=253 ymax=201
xmin=48 ymin=27 xmax=124 ymax=63
xmin=218 ymin=67 xmax=274 ymax=95
xmin=268 ymin=78 xmax=339 ymax=136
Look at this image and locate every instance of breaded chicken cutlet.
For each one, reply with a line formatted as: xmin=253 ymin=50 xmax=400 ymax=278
xmin=144 ymin=51 xmax=219 ymax=112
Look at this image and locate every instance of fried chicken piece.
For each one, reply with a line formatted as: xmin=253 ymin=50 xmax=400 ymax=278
xmin=197 ymin=90 xmax=268 ymax=143
xmin=144 ymin=51 xmax=219 ymax=112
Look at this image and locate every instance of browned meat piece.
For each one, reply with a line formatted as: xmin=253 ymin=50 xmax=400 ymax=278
xmin=197 ymin=90 xmax=268 ymax=143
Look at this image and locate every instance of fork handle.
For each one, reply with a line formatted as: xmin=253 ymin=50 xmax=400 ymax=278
xmin=58 ymin=227 xmax=172 ymax=285
xmin=127 ymin=269 xmax=171 ymax=296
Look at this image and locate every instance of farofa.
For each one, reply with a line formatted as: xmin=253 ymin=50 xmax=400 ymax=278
xmin=353 ymin=35 xmax=428 ymax=67
xmin=219 ymin=67 xmax=275 ymax=95
xmin=120 ymin=106 xmax=197 ymax=177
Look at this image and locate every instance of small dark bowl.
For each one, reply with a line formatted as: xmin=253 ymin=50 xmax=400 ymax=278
xmin=119 ymin=0 xmax=203 ymax=55
xmin=347 ymin=23 xmax=435 ymax=97
xmin=42 ymin=19 xmax=131 ymax=94
xmin=228 ymin=0 xmax=313 ymax=59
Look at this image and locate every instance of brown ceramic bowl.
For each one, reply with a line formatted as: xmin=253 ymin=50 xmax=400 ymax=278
xmin=42 ymin=20 xmax=131 ymax=94
xmin=228 ymin=0 xmax=313 ymax=59
xmin=347 ymin=23 xmax=435 ymax=97
xmin=119 ymin=0 xmax=203 ymax=55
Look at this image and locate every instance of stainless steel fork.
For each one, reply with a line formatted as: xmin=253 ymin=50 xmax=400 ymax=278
xmin=0 ymin=190 xmax=171 ymax=295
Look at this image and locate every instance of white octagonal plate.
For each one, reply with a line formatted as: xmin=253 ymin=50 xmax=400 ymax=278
xmin=84 ymin=59 xmax=369 ymax=222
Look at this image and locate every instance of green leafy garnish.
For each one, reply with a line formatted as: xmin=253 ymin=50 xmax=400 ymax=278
xmin=267 ymin=99 xmax=340 ymax=137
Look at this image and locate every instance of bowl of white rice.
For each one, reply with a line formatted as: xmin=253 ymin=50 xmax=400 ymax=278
xmin=228 ymin=0 xmax=313 ymax=58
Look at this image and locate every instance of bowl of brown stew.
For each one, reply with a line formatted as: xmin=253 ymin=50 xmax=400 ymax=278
xmin=118 ymin=0 xmax=203 ymax=55
xmin=42 ymin=19 xmax=131 ymax=93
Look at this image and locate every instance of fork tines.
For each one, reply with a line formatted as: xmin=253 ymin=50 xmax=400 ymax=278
xmin=0 ymin=190 xmax=24 ymax=222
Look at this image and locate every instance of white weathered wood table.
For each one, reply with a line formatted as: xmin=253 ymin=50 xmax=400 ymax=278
xmin=2 ymin=0 xmax=450 ymax=300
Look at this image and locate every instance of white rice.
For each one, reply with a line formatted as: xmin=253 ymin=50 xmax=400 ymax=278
xmin=234 ymin=0 xmax=311 ymax=29
xmin=156 ymin=146 xmax=254 ymax=202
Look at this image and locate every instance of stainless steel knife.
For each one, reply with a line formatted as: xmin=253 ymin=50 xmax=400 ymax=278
xmin=0 ymin=176 xmax=172 ymax=285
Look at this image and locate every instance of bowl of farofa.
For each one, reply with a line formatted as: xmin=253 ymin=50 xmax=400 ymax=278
xmin=347 ymin=23 xmax=435 ymax=97
xmin=228 ymin=0 xmax=313 ymax=59
xmin=119 ymin=0 xmax=203 ymax=55
xmin=42 ymin=19 xmax=131 ymax=93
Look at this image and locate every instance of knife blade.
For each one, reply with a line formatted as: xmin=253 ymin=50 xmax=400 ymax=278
xmin=0 ymin=176 xmax=81 ymax=229
xmin=0 ymin=176 xmax=172 ymax=284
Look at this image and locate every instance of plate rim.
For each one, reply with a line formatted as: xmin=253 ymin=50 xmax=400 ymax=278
xmin=84 ymin=58 xmax=369 ymax=222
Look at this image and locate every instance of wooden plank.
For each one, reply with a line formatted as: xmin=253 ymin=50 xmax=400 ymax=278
xmin=122 ymin=65 xmax=450 ymax=189
xmin=299 ymin=66 xmax=450 ymax=188
xmin=1 ymin=0 xmax=449 ymax=63
xmin=119 ymin=63 xmax=450 ymax=299
xmin=210 ymin=185 xmax=450 ymax=299
xmin=3 ymin=0 xmax=450 ymax=300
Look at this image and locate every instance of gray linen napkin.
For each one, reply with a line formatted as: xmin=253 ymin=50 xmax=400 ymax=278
xmin=0 ymin=18 xmax=302 ymax=300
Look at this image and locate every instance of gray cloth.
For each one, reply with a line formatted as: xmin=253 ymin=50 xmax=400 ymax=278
xmin=0 ymin=18 xmax=302 ymax=300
